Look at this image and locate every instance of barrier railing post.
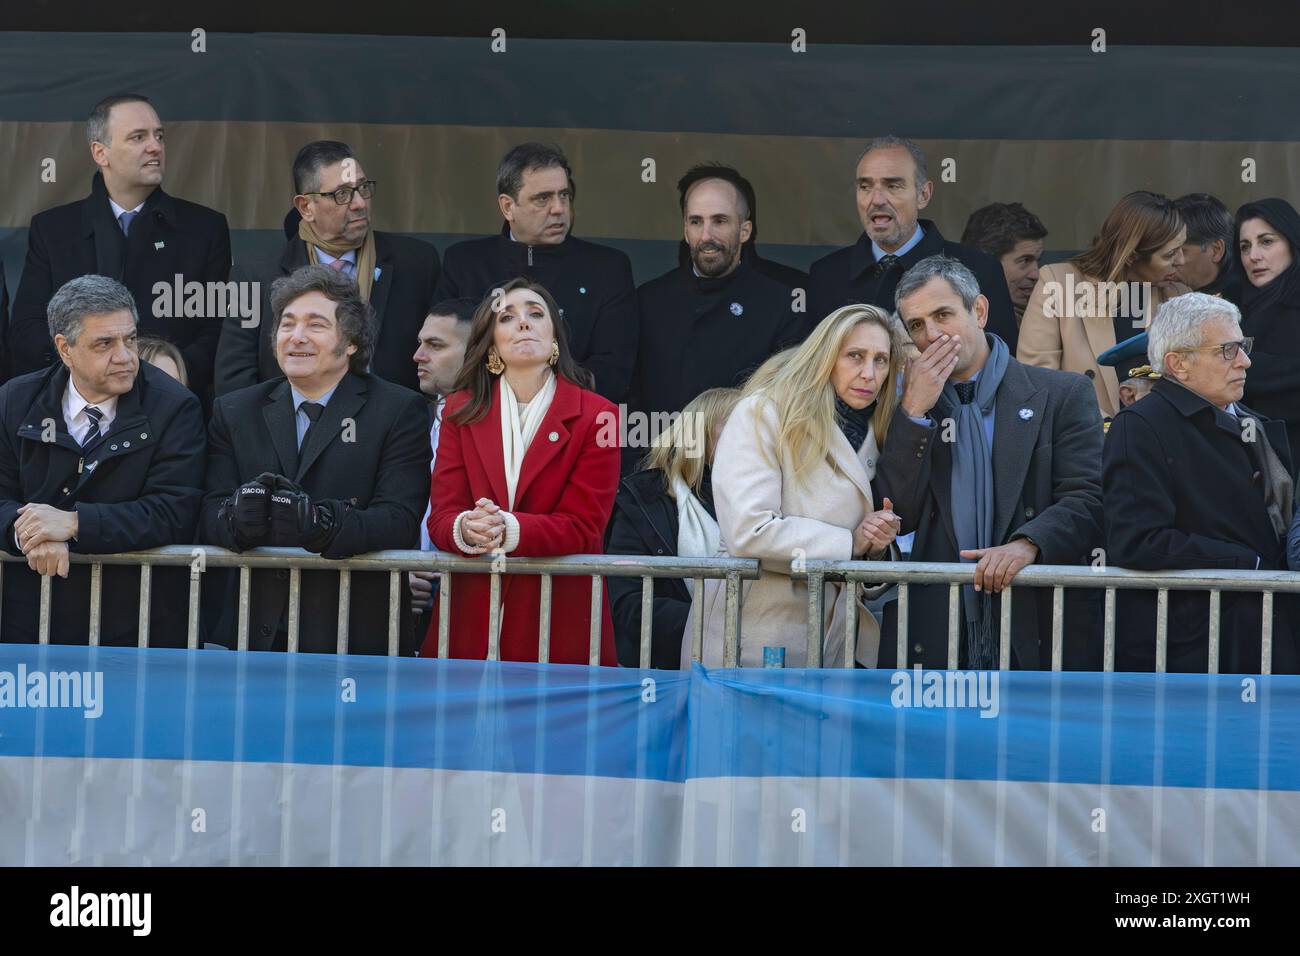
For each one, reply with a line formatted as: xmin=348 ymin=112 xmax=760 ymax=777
xmin=286 ymin=567 xmax=301 ymax=653
xmin=1051 ymin=586 xmax=1064 ymax=672
xmin=1261 ymin=591 xmax=1274 ymax=676
xmin=805 ymin=571 xmax=824 ymax=668
xmin=487 ymin=573 xmax=502 ymax=661
xmin=588 ymin=575 xmax=603 ymax=666
xmin=897 ymin=582 xmax=908 ymax=667
xmin=843 ymin=579 xmax=858 ymax=668
xmin=1155 ymin=588 xmax=1168 ymax=674
xmin=723 ymin=571 xmax=742 ymax=667
xmin=638 ymin=576 xmax=654 ymax=669
xmin=186 ymin=563 xmax=201 ymax=650
xmin=691 ymin=578 xmax=705 ymax=663
xmin=336 ymin=568 xmax=351 ymax=655
xmin=88 ymin=563 xmax=102 ymax=647
xmin=437 ymin=571 xmax=452 ymax=659
xmin=1207 ymin=590 xmax=1221 ymax=675
xmin=387 ymin=570 xmax=401 ymax=657
xmin=536 ymin=574 xmax=551 ymax=664
xmin=946 ymin=583 xmax=960 ymax=669
xmin=998 ymin=586 xmax=1012 ymax=671
xmin=136 ymin=564 xmax=152 ymax=649
xmin=1103 ymin=587 xmax=1116 ymax=672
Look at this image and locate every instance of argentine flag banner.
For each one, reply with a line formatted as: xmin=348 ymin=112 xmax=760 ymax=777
xmin=0 ymin=644 xmax=1295 ymax=866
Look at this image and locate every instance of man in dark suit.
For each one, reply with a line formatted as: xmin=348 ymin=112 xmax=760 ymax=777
xmin=807 ymin=135 xmax=1019 ymax=352
xmin=214 ymin=140 xmax=440 ymax=397
xmin=10 ymin=94 xmax=231 ymax=398
xmin=1104 ymin=293 xmax=1296 ymax=673
xmin=434 ymin=142 xmax=638 ymax=404
xmin=201 ymin=265 xmax=431 ymax=655
xmin=874 ymin=255 xmax=1104 ymax=670
xmin=0 ymin=275 xmax=205 ymax=645
xmin=629 ymin=166 xmax=805 ymax=471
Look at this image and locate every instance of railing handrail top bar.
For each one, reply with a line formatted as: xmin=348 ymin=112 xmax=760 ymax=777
xmin=794 ymin=559 xmax=1300 ymax=592
xmin=0 ymin=546 xmax=762 ymax=578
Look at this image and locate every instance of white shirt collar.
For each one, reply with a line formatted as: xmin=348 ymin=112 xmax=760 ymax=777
xmin=108 ymin=197 xmax=145 ymax=221
xmin=63 ymin=378 xmax=119 ymax=439
xmin=872 ymin=222 xmax=924 ymax=262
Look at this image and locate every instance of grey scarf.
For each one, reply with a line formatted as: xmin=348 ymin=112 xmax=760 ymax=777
xmin=934 ymin=334 xmax=1010 ymax=668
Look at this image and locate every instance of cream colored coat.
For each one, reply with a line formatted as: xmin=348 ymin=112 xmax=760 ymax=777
xmin=1017 ymin=261 xmax=1189 ymax=418
xmin=684 ymin=393 xmax=887 ymax=669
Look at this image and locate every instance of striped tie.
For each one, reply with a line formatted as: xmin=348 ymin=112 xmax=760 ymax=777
xmin=83 ymin=405 xmax=104 ymax=449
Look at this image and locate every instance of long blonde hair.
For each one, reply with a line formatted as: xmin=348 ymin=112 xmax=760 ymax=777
xmin=643 ymin=387 xmax=742 ymax=496
xmin=743 ymin=304 xmax=904 ymax=485
xmin=1072 ymin=191 xmax=1185 ymax=283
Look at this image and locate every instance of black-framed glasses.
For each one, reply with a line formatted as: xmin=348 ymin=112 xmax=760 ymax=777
xmin=1175 ymin=337 xmax=1253 ymax=362
xmin=303 ymin=180 xmax=377 ymax=205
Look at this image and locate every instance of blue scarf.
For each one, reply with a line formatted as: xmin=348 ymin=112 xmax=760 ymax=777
xmin=933 ymin=334 xmax=1010 ymax=668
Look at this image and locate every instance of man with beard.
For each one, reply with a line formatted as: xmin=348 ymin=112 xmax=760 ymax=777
xmin=434 ymin=143 xmax=637 ymax=403
xmin=808 ymin=135 xmax=1019 ymax=351
xmin=673 ymin=163 xmax=807 ymax=292
xmin=627 ymin=166 xmax=805 ymax=471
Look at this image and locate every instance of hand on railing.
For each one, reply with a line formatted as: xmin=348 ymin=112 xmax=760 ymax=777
xmin=960 ymin=538 xmax=1040 ymax=593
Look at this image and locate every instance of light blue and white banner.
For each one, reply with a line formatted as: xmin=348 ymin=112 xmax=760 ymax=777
xmin=0 ymin=645 xmax=1296 ymax=865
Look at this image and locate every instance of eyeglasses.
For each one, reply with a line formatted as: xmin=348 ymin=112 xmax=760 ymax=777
xmin=1174 ymin=338 xmax=1253 ymax=362
xmin=303 ymin=180 xmax=377 ymax=205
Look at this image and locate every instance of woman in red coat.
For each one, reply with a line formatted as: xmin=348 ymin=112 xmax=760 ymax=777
xmin=420 ymin=277 xmax=621 ymax=664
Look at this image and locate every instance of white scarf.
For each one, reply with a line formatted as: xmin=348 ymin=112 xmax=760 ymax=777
xmin=672 ymin=474 xmax=720 ymax=593
xmin=500 ymin=371 xmax=557 ymax=510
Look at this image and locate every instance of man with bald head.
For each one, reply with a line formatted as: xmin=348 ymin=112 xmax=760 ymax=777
xmin=11 ymin=94 xmax=231 ymax=397
xmin=627 ymin=163 xmax=804 ymax=469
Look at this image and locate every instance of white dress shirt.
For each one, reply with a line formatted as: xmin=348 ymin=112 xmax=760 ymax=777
xmin=64 ymin=379 xmax=119 ymax=447
xmin=419 ymin=401 xmax=443 ymax=551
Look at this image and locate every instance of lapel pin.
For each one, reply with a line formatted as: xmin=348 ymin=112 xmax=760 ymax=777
xmin=548 ymin=431 xmax=559 ymax=442
xmin=154 ymin=241 xmax=165 ymax=250
xmin=1019 ymin=408 xmax=1034 ymax=420
xmin=579 ymin=286 xmax=587 ymax=294
xmin=730 ymin=302 xmax=744 ymax=316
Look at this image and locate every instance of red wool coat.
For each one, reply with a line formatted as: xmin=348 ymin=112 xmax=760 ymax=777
xmin=420 ymin=376 xmax=621 ymax=664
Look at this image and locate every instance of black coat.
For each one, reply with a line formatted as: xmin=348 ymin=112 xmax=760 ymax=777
xmin=1103 ymin=378 xmax=1297 ymax=673
xmin=1238 ymin=298 xmax=1300 ymax=476
xmin=214 ymin=231 xmax=440 ymax=397
xmin=0 ymin=362 xmax=206 ymax=645
xmin=199 ymin=371 xmax=432 ymax=654
xmin=630 ymin=258 xmax=805 ymax=429
xmin=435 ymin=223 xmax=638 ymax=403
xmin=10 ymin=173 xmax=231 ymax=396
xmin=807 ymin=219 xmax=1019 ymax=353
xmin=0 ymin=270 xmax=8 ymax=386
xmin=874 ymin=356 xmax=1105 ymax=670
xmin=605 ymin=468 xmax=716 ymax=668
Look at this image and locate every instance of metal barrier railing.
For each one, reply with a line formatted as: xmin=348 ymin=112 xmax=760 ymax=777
xmin=795 ymin=560 xmax=1300 ymax=674
xmin=0 ymin=547 xmax=760 ymax=666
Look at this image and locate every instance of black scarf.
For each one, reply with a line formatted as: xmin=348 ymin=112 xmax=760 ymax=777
xmin=834 ymin=396 xmax=874 ymax=452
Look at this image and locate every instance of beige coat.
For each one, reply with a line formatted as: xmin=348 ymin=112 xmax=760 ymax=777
xmin=1016 ymin=261 xmax=1189 ymax=418
xmin=684 ymin=393 xmax=886 ymax=669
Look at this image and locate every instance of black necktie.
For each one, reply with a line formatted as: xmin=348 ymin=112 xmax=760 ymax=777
xmin=873 ymin=254 xmax=900 ymax=277
xmin=954 ymin=381 xmax=977 ymax=405
xmin=82 ymin=405 xmax=104 ymax=449
xmin=299 ymin=401 xmax=324 ymax=448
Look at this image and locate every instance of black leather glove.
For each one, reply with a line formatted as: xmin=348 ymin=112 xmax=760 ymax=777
xmin=222 ymin=472 xmax=278 ymax=550
xmin=268 ymin=475 xmax=337 ymax=553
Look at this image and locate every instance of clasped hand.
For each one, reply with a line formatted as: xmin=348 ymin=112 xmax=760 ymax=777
xmin=460 ymin=498 xmax=505 ymax=551
xmin=853 ymin=497 xmax=901 ymax=559
xmin=15 ymin=504 xmax=76 ymax=578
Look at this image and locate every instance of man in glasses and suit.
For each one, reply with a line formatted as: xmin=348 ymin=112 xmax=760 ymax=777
xmin=1104 ymin=292 xmax=1297 ymax=673
xmin=201 ymin=265 xmax=430 ymax=654
xmin=215 ymin=140 xmax=440 ymax=396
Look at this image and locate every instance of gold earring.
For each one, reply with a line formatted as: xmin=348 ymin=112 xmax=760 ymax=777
xmin=549 ymin=341 xmax=559 ymax=366
xmin=486 ymin=349 xmax=505 ymax=375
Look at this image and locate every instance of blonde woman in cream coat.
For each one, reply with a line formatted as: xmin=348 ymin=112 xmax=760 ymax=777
xmin=686 ymin=304 xmax=906 ymax=668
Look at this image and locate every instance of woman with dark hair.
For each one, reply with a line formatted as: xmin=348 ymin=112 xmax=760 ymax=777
xmin=419 ymin=277 xmax=621 ymax=663
xmin=1236 ymin=198 xmax=1300 ymax=471
xmin=1018 ymin=191 xmax=1190 ymax=419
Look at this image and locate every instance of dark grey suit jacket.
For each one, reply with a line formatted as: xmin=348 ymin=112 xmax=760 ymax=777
xmin=874 ymin=356 xmax=1105 ymax=669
